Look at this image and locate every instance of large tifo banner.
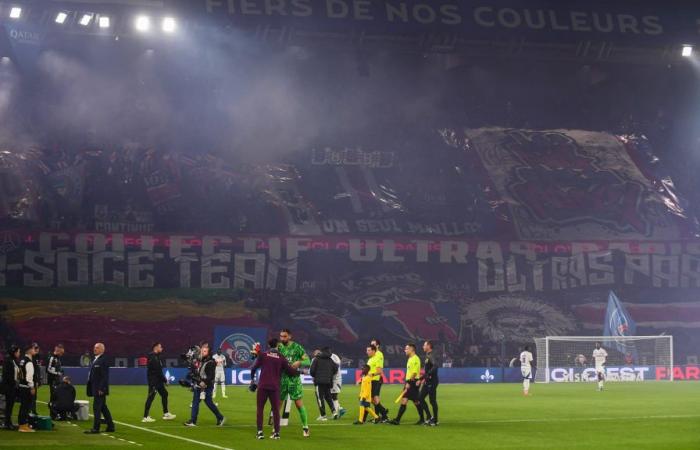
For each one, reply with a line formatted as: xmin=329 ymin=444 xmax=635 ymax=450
xmin=2 ymin=233 xmax=700 ymax=357
xmin=1 ymin=127 xmax=700 ymax=360
xmin=3 ymin=233 xmax=700 ymax=292
xmin=176 ymin=0 xmax=700 ymax=44
xmin=465 ymin=130 xmax=687 ymax=241
xmin=0 ymin=129 xmax=695 ymax=241
xmin=29 ymin=0 xmax=700 ymax=45
xmin=60 ymin=365 xmax=700 ymax=385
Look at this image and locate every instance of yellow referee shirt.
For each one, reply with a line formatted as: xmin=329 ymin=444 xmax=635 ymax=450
xmin=406 ymin=354 xmax=421 ymax=381
xmin=368 ymin=350 xmax=384 ymax=382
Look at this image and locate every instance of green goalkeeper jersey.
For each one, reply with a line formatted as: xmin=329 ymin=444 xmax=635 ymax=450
xmin=278 ymin=341 xmax=310 ymax=378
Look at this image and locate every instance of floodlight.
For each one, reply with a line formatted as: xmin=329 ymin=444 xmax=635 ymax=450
xmin=79 ymin=13 xmax=93 ymax=26
xmin=162 ymin=17 xmax=176 ymax=33
xmin=135 ymin=15 xmax=151 ymax=32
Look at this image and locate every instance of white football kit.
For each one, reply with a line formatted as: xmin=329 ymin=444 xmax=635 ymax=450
xmin=330 ymin=353 xmax=342 ymax=394
xmin=520 ymin=351 xmax=533 ymax=379
xmin=592 ymin=348 xmax=608 ymax=373
xmin=212 ymin=353 xmax=227 ymax=398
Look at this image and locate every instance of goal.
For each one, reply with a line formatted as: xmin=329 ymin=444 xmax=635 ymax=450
xmin=533 ymin=336 xmax=673 ymax=383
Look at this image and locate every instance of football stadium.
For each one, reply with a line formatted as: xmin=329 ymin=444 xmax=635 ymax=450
xmin=0 ymin=1 xmax=699 ymax=449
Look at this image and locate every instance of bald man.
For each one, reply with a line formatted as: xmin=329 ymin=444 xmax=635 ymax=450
xmin=85 ymin=343 xmax=115 ymax=434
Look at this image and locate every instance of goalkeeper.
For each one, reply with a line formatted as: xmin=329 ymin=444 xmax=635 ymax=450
xmin=278 ymin=328 xmax=312 ymax=437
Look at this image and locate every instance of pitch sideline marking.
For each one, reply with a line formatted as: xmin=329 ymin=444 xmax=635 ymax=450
xmin=143 ymin=413 xmax=700 ymax=429
xmin=102 ymin=422 xmax=234 ymax=450
xmin=38 ymin=400 xmax=232 ymax=450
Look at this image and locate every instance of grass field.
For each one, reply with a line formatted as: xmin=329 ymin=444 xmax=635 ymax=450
xmin=1 ymin=383 xmax=698 ymax=449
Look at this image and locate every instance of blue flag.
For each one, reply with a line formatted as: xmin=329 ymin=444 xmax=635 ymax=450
xmin=603 ymin=291 xmax=637 ymax=358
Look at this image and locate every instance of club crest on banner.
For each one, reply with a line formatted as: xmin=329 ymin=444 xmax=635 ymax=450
xmin=220 ymin=333 xmax=256 ymax=367
xmin=610 ymin=309 xmax=631 ymax=336
xmin=214 ymin=327 xmax=268 ymax=369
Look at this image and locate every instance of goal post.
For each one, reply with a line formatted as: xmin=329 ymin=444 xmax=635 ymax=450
xmin=533 ymin=336 xmax=673 ymax=383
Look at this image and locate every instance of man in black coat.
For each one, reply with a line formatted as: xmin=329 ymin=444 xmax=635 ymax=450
xmin=309 ymin=347 xmax=338 ymax=420
xmin=418 ymin=340 xmax=440 ymax=426
xmin=85 ymin=342 xmax=115 ymax=434
xmin=17 ymin=343 xmax=39 ymax=433
xmin=51 ymin=377 xmax=78 ymax=420
xmin=1 ymin=345 xmax=20 ymax=430
xmin=47 ymin=344 xmax=65 ymax=418
xmin=142 ymin=342 xmax=175 ymax=422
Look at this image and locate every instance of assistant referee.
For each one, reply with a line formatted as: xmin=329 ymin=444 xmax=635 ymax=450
xmin=389 ymin=343 xmax=424 ymax=425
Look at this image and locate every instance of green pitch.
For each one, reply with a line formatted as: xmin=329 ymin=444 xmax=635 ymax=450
xmin=3 ymin=383 xmax=698 ymax=449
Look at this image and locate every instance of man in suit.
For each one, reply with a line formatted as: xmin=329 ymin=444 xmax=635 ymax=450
xmin=85 ymin=342 xmax=115 ymax=434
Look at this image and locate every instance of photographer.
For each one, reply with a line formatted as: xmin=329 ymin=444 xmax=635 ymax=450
xmin=183 ymin=345 xmax=225 ymax=427
xmin=143 ymin=343 xmax=175 ymax=423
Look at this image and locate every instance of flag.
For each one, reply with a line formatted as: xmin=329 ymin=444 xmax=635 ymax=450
xmin=603 ymin=291 xmax=637 ymax=358
xmin=573 ymin=302 xmax=700 ymax=329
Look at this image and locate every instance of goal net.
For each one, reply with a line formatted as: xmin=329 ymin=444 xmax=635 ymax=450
xmin=533 ymin=336 xmax=673 ymax=383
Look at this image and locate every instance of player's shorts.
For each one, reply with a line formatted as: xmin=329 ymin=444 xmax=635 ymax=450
xmin=370 ymin=380 xmax=382 ymax=397
xmin=403 ymin=381 xmax=419 ymax=401
xmin=359 ymin=400 xmax=371 ymax=408
xmin=214 ymin=370 xmax=226 ymax=384
xmin=595 ymin=365 xmax=605 ymax=374
xmin=280 ymin=376 xmax=304 ymax=401
xmin=331 ymin=382 xmax=342 ymax=395
xmin=521 ymin=367 xmax=532 ymax=380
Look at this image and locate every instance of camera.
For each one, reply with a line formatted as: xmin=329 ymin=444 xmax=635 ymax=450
xmin=178 ymin=345 xmax=202 ymax=389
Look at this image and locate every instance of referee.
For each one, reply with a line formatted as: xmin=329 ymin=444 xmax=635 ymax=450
xmin=366 ymin=343 xmax=389 ymax=422
xmin=389 ymin=343 xmax=423 ymax=425
xmin=418 ymin=340 xmax=439 ymax=426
